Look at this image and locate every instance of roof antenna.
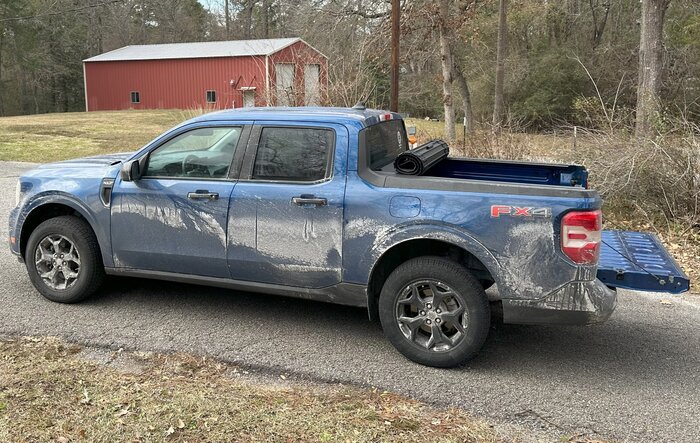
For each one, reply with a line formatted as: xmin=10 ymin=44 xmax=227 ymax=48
xmin=352 ymin=101 xmax=366 ymax=110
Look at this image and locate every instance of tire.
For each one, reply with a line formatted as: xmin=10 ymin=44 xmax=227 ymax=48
xmin=25 ymin=215 xmax=105 ymax=303
xmin=378 ymin=256 xmax=490 ymax=368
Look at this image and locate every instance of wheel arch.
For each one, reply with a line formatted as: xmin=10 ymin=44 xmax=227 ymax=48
xmin=365 ymin=227 xmax=501 ymax=321
xmin=19 ymin=195 xmax=103 ymax=261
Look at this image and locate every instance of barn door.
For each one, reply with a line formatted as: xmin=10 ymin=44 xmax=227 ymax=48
xmin=243 ymin=90 xmax=255 ymax=108
xmin=304 ymin=64 xmax=321 ymax=106
xmin=275 ymin=63 xmax=295 ymax=106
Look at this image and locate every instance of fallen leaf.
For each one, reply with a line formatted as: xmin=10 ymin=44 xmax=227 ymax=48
xmin=80 ymin=388 xmax=91 ymax=405
xmin=115 ymin=406 xmax=130 ymax=417
xmin=660 ymin=299 xmax=673 ymax=306
xmin=177 ymin=419 xmax=185 ymax=429
xmin=165 ymin=426 xmax=175 ymax=436
xmin=279 ymin=374 xmax=287 ymax=380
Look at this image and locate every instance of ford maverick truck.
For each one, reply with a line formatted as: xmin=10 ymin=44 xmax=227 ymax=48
xmin=8 ymin=107 xmax=689 ymax=367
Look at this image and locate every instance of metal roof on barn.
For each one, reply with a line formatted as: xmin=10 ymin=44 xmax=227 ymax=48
xmin=83 ymin=37 xmax=325 ymax=62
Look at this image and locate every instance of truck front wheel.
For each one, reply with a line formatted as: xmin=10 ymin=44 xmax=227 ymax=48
xmin=379 ymin=257 xmax=490 ymax=367
xmin=25 ymin=215 xmax=105 ymax=303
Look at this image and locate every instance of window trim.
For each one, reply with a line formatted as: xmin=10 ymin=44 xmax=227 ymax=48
xmin=130 ymin=91 xmax=140 ymax=104
xmin=206 ymin=90 xmax=217 ymax=103
xmin=138 ymin=125 xmax=251 ymax=182
xmin=240 ymin=124 xmax=336 ymax=185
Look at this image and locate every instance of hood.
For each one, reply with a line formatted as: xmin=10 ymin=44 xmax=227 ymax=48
xmin=34 ymin=152 xmax=134 ymax=169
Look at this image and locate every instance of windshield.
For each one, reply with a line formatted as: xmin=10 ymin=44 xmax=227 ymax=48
xmin=362 ymin=120 xmax=408 ymax=170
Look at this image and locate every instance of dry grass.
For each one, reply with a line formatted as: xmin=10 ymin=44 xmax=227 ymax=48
xmin=0 ymin=110 xmax=203 ymax=163
xmin=0 ymin=336 xmax=500 ymax=443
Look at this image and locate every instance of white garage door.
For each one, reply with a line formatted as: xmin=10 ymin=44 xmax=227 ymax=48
xmin=275 ymin=63 xmax=295 ymax=106
xmin=304 ymin=64 xmax=321 ymax=106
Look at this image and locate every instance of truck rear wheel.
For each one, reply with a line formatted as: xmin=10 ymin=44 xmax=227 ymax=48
xmin=379 ymin=256 xmax=490 ymax=368
xmin=25 ymin=215 xmax=105 ymax=303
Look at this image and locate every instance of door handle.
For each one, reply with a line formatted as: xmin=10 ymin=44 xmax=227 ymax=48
xmin=187 ymin=190 xmax=219 ymax=200
xmin=292 ymin=195 xmax=327 ymax=206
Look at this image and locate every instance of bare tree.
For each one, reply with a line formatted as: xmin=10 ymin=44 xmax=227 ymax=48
xmin=453 ymin=60 xmax=474 ymax=133
xmin=438 ymin=0 xmax=455 ymax=141
xmin=224 ymin=0 xmax=230 ymax=38
xmin=492 ymin=0 xmax=507 ymax=132
xmin=589 ymin=0 xmax=611 ymax=47
xmin=635 ymin=0 xmax=671 ymax=140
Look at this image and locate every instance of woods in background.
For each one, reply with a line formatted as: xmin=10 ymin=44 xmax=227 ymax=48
xmin=1 ymin=0 xmax=699 ymax=138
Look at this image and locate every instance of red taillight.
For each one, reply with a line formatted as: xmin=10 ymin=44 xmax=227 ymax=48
xmin=561 ymin=210 xmax=602 ymax=265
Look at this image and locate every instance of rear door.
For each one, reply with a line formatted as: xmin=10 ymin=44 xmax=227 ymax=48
xmin=597 ymin=230 xmax=689 ymax=293
xmin=227 ymin=122 xmax=348 ymax=288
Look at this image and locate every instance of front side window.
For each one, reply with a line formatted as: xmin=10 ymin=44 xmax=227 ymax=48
xmin=206 ymin=90 xmax=217 ymax=103
xmin=144 ymin=127 xmax=242 ymax=179
xmin=131 ymin=91 xmax=140 ymax=103
xmin=252 ymin=127 xmax=333 ymax=182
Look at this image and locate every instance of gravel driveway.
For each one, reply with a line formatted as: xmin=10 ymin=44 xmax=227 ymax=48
xmin=1 ymin=161 xmax=698 ymax=442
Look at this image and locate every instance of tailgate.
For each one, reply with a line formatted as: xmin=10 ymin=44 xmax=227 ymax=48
xmin=597 ymin=230 xmax=689 ymax=293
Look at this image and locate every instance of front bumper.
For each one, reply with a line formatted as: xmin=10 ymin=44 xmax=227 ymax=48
xmin=501 ymin=279 xmax=617 ymax=325
xmin=8 ymin=206 xmax=22 ymax=260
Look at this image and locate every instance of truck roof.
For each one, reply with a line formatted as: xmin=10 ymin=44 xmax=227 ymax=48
xmin=191 ymin=106 xmax=403 ymax=128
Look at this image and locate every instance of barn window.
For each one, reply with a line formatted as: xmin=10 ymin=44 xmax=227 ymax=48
xmin=206 ymin=90 xmax=217 ymax=103
xmin=130 ymin=91 xmax=140 ymax=104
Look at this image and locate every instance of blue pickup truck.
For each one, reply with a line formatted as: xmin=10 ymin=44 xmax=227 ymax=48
xmin=8 ymin=107 xmax=689 ymax=367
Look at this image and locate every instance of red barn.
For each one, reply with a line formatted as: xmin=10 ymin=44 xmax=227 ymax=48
xmin=83 ymin=38 xmax=328 ymax=111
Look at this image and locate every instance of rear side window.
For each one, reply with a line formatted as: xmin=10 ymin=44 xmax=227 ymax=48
xmin=252 ymin=127 xmax=334 ymax=182
xmin=363 ymin=120 xmax=408 ymax=170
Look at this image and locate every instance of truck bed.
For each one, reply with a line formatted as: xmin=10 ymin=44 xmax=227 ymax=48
xmin=426 ymin=158 xmax=588 ymax=187
xmin=372 ymin=157 xmax=590 ymax=192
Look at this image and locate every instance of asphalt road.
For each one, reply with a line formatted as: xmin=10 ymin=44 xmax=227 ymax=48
xmin=1 ymin=161 xmax=699 ymax=442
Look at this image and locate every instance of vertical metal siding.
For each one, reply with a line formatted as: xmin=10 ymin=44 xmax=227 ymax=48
xmin=84 ymin=56 xmax=267 ymax=111
xmin=269 ymin=41 xmax=328 ymax=106
xmin=84 ymin=41 xmax=328 ymax=111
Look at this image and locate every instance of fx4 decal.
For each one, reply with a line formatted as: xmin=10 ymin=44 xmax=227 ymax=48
xmin=490 ymin=205 xmax=552 ymax=218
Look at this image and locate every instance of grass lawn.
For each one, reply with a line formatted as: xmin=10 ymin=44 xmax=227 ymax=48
xmin=0 ymin=336 xmax=501 ymax=443
xmin=0 ymin=110 xmax=198 ymax=163
xmin=0 ymin=109 xmax=571 ymax=163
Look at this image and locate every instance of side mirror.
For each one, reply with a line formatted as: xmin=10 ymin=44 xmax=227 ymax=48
xmin=120 ymin=160 xmax=142 ymax=182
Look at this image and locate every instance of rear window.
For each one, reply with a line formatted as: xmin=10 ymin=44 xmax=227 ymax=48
xmin=363 ymin=120 xmax=408 ymax=170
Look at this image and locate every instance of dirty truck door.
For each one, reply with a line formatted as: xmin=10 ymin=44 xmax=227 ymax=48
xmin=111 ymin=125 xmax=249 ymax=278
xmin=597 ymin=230 xmax=689 ymax=293
xmin=228 ymin=123 xmax=347 ymax=288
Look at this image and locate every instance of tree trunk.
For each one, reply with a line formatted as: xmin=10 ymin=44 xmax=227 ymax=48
xmin=262 ymin=0 xmax=270 ymax=38
xmin=635 ymin=0 xmax=670 ymax=140
xmin=242 ymin=1 xmax=255 ymax=38
xmin=438 ymin=0 xmax=455 ymax=141
xmin=224 ymin=0 xmax=230 ymax=38
xmin=492 ymin=0 xmax=508 ymax=132
xmin=453 ymin=60 xmax=474 ymax=134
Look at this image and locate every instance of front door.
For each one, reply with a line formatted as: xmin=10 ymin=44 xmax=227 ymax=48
xmin=227 ymin=123 xmax=347 ymax=288
xmin=111 ymin=124 xmax=248 ymax=277
xmin=243 ymin=90 xmax=255 ymax=108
